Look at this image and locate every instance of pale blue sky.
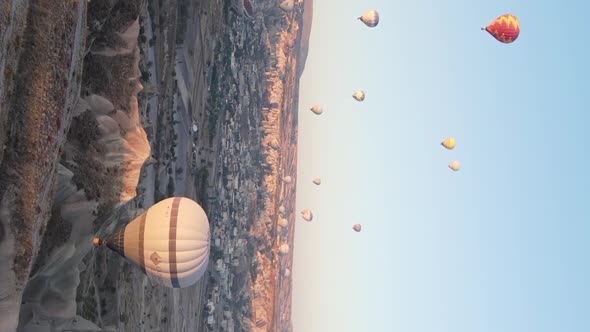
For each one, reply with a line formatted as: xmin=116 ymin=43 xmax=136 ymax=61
xmin=293 ymin=1 xmax=590 ymax=331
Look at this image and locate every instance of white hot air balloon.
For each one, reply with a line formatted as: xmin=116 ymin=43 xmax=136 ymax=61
xmin=284 ymin=268 xmax=291 ymax=277
xmin=278 ymin=218 xmax=288 ymax=228
xmin=282 ymin=175 xmax=293 ymax=183
xmin=312 ymin=177 xmax=321 ymax=185
xmin=352 ymin=90 xmax=365 ymax=102
xmin=93 ymin=197 xmax=210 ymax=288
xmin=310 ymin=104 xmax=323 ymax=115
xmin=358 ymin=10 xmax=379 ymax=27
xmin=301 ymin=208 xmax=313 ymax=222
xmin=353 ymin=224 xmax=362 ymax=232
xmin=279 ymin=0 xmax=294 ymax=12
xmin=278 ymin=205 xmax=286 ymax=214
xmin=279 ymin=243 xmax=290 ymax=255
xmin=449 ymin=160 xmax=461 ymax=172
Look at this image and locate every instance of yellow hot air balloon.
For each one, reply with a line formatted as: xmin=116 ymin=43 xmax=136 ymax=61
xmin=441 ymin=137 xmax=456 ymax=150
xmin=282 ymin=175 xmax=293 ymax=183
xmin=93 ymin=197 xmax=210 ymax=288
xmin=310 ymin=104 xmax=323 ymax=115
xmin=358 ymin=10 xmax=379 ymax=27
xmin=448 ymin=160 xmax=461 ymax=171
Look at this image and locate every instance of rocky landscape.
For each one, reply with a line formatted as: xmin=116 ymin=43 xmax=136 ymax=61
xmin=0 ymin=0 xmax=310 ymax=331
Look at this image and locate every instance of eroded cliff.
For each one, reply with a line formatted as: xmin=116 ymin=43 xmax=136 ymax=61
xmin=0 ymin=1 xmax=150 ymax=330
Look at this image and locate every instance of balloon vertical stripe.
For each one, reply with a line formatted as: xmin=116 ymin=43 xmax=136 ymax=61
xmin=169 ymin=197 xmax=182 ymax=288
xmin=138 ymin=212 xmax=147 ymax=274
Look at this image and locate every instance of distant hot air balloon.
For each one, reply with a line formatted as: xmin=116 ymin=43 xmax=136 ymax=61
xmin=278 ymin=218 xmax=288 ymax=228
xmin=278 ymin=205 xmax=286 ymax=214
xmin=284 ymin=268 xmax=291 ymax=277
xmin=482 ymin=14 xmax=520 ymax=43
xmin=279 ymin=243 xmax=290 ymax=255
xmin=301 ymin=208 xmax=313 ymax=222
xmin=242 ymin=0 xmax=255 ymax=17
xmin=310 ymin=104 xmax=323 ymax=115
xmin=279 ymin=0 xmax=294 ymax=12
xmin=282 ymin=175 xmax=293 ymax=183
xmin=353 ymin=224 xmax=362 ymax=232
xmin=312 ymin=177 xmax=321 ymax=185
xmin=93 ymin=197 xmax=210 ymax=288
xmin=441 ymin=137 xmax=456 ymax=150
xmin=358 ymin=10 xmax=379 ymax=27
xmin=352 ymin=90 xmax=365 ymax=102
xmin=449 ymin=160 xmax=461 ymax=172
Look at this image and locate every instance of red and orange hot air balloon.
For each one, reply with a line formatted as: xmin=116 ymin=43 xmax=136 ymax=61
xmin=482 ymin=14 xmax=520 ymax=44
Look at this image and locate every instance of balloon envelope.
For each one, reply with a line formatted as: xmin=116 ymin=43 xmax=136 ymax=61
xmin=301 ymin=208 xmax=313 ymax=222
xmin=352 ymin=90 xmax=365 ymax=102
xmin=93 ymin=197 xmax=210 ymax=288
xmin=310 ymin=104 xmax=323 ymax=115
xmin=312 ymin=177 xmax=321 ymax=185
xmin=353 ymin=224 xmax=362 ymax=232
xmin=449 ymin=160 xmax=461 ymax=171
xmin=278 ymin=218 xmax=288 ymax=228
xmin=279 ymin=243 xmax=290 ymax=255
xmin=359 ymin=10 xmax=379 ymax=27
xmin=282 ymin=175 xmax=293 ymax=183
xmin=441 ymin=137 xmax=456 ymax=150
xmin=279 ymin=0 xmax=294 ymax=12
xmin=483 ymin=14 xmax=520 ymax=43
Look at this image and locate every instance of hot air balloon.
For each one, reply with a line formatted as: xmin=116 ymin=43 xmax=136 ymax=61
xmin=449 ymin=160 xmax=461 ymax=172
xmin=279 ymin=0 xmax=294 ymax=12
xmin=312 ymin=177 xmax=321 ymax=185
xmin=301 ymin=208 xmax=313 ymax=222
xmin=352 ymin=90 xmax=365 ymax=102
xmin=278 ymin=205 xmax=286 ymax=214
xmin=441 ymin=137 xmax=456 ymax=150
xmin=482 ymin=14 xmax=520 ymax=43
xmin=353 ymin=224 xmax=362 ymax=232
xmin=278 ymin=218 xmax=288 ymax=228
xmin=282 ymin=175 xmax=293 ymax=183
xmin=284 ymin=268 xmax=291 ymax=277
xmin=93 ymin=197 xmax=210 ymax=288
xmin=241 ymin=0 xmax=255 ymax=18
xmin=358 ymin=10 xmax=379 ymax=27
xmin=310 ymin=104 xmax=323 ymax=115
xmin=279 ymin=243 xmax=290 ymax=255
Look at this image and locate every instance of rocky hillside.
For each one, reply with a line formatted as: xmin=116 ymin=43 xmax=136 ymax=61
xmin=0 ymin=1 xmax=88 ymax=330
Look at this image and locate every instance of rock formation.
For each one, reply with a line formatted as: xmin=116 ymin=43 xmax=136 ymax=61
xmin=0 ymin=1 xmax=149 ymax=330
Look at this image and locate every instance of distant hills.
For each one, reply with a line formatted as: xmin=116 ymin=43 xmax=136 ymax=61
xmin=297 ymin=0 xmax=313 ymax=78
